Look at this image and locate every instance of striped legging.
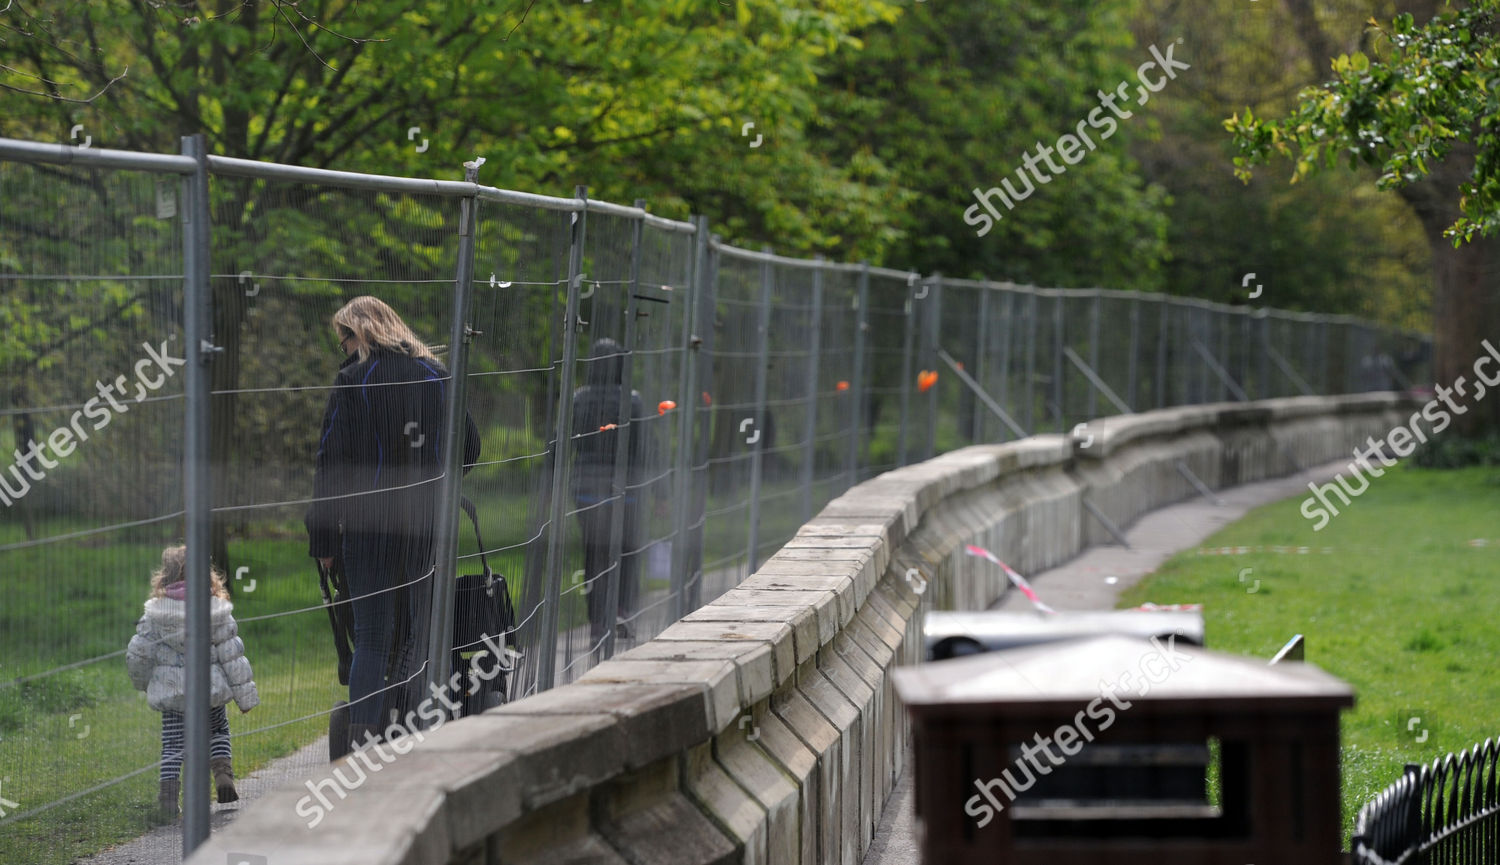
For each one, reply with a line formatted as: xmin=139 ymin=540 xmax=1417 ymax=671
xmin=160 ymin=706 xmax=233 ymax=782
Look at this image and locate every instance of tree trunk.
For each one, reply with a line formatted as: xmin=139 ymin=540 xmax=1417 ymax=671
xmin=1398 ymin=143 xmax=1500 ymax=438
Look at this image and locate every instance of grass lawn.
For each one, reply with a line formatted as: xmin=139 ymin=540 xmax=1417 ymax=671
xmin=0 ymin=531 xmax=343 ymax=865
xmin=1116 ymin=463 xmax=1500 ymax=841
xmin=0 ymin=473 xmax=818 ymax=864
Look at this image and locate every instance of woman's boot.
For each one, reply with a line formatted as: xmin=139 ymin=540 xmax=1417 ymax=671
xmin=211 ymin=758 xmax=239 ymax=803
xmin=158 ymin=778 xmax=180 ymax=818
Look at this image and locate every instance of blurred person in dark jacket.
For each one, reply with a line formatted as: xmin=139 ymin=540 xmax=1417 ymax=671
xmin=307 ymin=296 xmax=480 ymax=750
xmin=571 ymin=338 xmax=654 ymax=646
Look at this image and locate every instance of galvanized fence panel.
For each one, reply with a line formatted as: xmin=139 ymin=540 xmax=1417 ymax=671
xmin=0 ymin=152 xmax=193 ymax=862
xmin=861 ymin=270 xmax=917 ymax=475
xmin=464 ymin=196 xmax=578 ymax=697
xmin=203 ymin=165 xmax=468 ymax=833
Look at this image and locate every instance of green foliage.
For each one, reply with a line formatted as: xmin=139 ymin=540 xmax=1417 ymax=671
xmin=815 ymin=0 xmax=1172 ymax=287
xmin=1412 ymin=432 xmax=1500 ymax=468
xmin=1227 ymin=1 xmax=1500 ymax=244
xmin=0 ymin=0 xmax=897 ymax=238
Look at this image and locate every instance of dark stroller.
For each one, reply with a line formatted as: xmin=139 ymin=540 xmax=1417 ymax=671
xmin=319 ymin=498 xmax=519 ymax=760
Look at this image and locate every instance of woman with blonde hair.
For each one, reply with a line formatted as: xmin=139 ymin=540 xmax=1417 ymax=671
xmin=305 ymin=296 xmax=480 ymax=754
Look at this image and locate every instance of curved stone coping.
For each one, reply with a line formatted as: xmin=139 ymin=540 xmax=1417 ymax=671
xmin=1075 ymin=393 xmax=1405 ymax=458
xmin=187 ymin=393 xmax=1413 ymax=865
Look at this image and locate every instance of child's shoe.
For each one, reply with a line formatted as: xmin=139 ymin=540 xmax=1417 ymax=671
xmin=158 ymin=778 xmax=180 ymax=818
xmin=211 ymin=758 xmax=239 ymax=803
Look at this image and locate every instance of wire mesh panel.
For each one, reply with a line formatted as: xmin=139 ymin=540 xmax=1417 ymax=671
xmin=1094 ymin=293 xmax=1142 ymax=413
xmin=754 ymin=260 xmax=820 ymax=565
xmin=698 ymin=246 xmax=762 ymax=598
xmin=812 ymin=265 xmax=859 ymax=506
xmin=206 ymin=169 xmax=465 ymax=806
xmin=462 ymin=196 xmax=575 ymax=699
xmin=0 ymin=159 xmax=189 ymax=864
xmin=933 ymin=281 xmax=982 ymax=451
xmin=861 ymin=270 xmax=917 ymax=476
xmin=625 ymin=219 xmax=696 ymax=634
xmin=547 ymin=207 xmax=635 ymax=683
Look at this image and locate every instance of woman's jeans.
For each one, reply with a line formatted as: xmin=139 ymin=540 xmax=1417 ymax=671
xmin=342 ymin=531 xmax=431 ymax=726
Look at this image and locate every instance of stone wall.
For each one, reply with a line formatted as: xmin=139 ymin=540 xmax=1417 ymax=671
xmin=187 ymin=393 xmax=1409 ymax=865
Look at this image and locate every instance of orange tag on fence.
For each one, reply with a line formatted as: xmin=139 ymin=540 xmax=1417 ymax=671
xmin=599 ymin=424 xmax=618 ymax=431
xmin=917 ymin=370 xmax=939 ymax=393
xmin=836 ymin=381 xmax=850 ymax=392
xmin=658 ymin=400 xmax=677 ymax=415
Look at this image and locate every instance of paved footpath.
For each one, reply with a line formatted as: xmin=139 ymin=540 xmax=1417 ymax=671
xmin=860 ymin=458 xmax=1347 ymax=865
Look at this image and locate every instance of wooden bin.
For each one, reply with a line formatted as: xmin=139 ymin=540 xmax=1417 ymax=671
xmin=892 ymin=634 xmax=1354 ymax=864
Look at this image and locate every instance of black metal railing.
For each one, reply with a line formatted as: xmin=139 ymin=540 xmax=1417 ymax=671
xmin=1352 ymin=739 xmax=1500 ymax=864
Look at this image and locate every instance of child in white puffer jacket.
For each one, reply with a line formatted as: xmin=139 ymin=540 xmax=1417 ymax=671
xmin=126 ymin=545 xmax=259 ymax=818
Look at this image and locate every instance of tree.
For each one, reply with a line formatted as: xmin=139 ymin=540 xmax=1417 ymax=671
xmin=1124 ymin=0 xmax=1433 ymax=320
xmin=814 ymin=0 xmax=1172 ymax=289
xmin=0 ymin=0 xmax=897 ymax=570
xmin=1227 ymin=0 xmax=1500 ymax=436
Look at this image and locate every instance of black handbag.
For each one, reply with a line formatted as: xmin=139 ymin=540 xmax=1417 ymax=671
xmin=453 ymin=497 xmax=518 ymax=653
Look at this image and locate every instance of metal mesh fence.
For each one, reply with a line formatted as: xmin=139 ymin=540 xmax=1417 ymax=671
xmin=0 ymin=135 xmax=1431 ymax=864
xmin=0 ymin=156 xmax=191 ymax=857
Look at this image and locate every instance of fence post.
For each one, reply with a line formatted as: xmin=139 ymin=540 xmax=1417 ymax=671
xmin=800 ymin=258 xmax=824 ymax=522
xmin=179 ymin=133 xmax=214 ymax=857
xmin=598 ymin=202 xmax=646 ymax=659
xmin=847 ymin=263 xmax=870 ymax=485
xmin=686 ymin=232 xmax=719 ymax=612
xmin=1185 ymin=306 xmax=1198 ymax=403
xmin=1258 ymin=312 xmax=1272 ymax=399
xmin=1238 ymin=312 xmax=1252 ymax=399
xmin=423 ymin=159 xmax=483 ymax=707
xmin=1318 ymin=320 xmax=1331 ymax=394
xmin=897 ymin=273 xmax=917 ymax=467
xmin=1156 ymin=297 xmax=1169 ymax=408
xmin=1127 ymin=296 xmax=1140 ymax=411
xmin=1191 ymin=308 xmax=1204 ymax=402
xmin=1088 ymin=292 xmax=1101 ymax=419
xmin=535 ymin=188 xmax=589 ymax=692
xmin=1052 ymin=295 xmax=1065 ymax=431
xmin=669 ymin=216 xmax=709 ymax=620
xmin=923 ymin=274 xmax=942 ymax=460
xmin=1024 ymin=292 xmax=1038 ymax=433
xmin=1401 ymin=762 xmax=1424 ymax=851
xmin=1219 ymin=311 xmax=1232 ymax=402
xmin=1346 ymin=322 xmax=1359 ymax=393
xmin=746 ymin=247 xmax=774 ymax=573
xmin=973 ymin=287 xmax=991 ymax=443
xmin=997 ymin=290 xmax=1013 ymax=443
